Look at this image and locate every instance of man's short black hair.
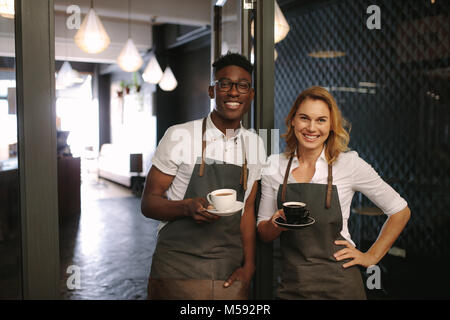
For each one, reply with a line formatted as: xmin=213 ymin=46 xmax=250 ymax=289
xmin=212 ymin=51 xmax=253 ymax=75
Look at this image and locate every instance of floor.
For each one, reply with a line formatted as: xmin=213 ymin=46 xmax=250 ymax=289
xmin=59 ymin=172 xmax=159 ymax=300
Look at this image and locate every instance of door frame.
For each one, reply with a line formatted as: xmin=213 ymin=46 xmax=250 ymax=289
xmin=252 ymin=0 xmax=274 ymax=300
xmin=15 ymin=0 xmax=60 ymax=299
xmin=210 ymin=0 xmax=274 ymax=299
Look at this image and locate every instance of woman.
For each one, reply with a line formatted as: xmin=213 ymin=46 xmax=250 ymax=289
xmin=257 ymin=86 xmax=410 ymax=299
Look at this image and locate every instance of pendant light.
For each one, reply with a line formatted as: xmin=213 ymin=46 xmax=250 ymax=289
xmin=308 ymin=32 xmax=346 ymax=59
xmin=56 ymin=61 xmax=83 ymax=89
xmin=74 ymin=0 xmax=110 ymax=54
xmin=142 ymin=51 xmax=163 ymax=84
xmin=117 ymin=0 xmax=143 ymax=72
xmin=274 ymin=0 xmax=289 ymax=43
xmin=158 ymin=67 xmax=177 ymax=91
xmin=0 ymin=0 xmax=14 ymax=19
xmin=250 ymin=0 xmax=290 ymax=44
xmin=56 ymin=61 xmax=84 ymax=89
xmin=57 ymin=18 xmax=84 ymax=90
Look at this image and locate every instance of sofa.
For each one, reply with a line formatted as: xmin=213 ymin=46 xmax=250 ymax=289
xmin=98 ymin=143 xmax=147 ymax=194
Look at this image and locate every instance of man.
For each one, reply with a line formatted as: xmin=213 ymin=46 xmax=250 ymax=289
xmin=141 ymin=52 xmax=266 ymax=300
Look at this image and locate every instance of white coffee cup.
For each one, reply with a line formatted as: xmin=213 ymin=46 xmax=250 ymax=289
xmin=207 ymin=189 xmax=236 ymax=212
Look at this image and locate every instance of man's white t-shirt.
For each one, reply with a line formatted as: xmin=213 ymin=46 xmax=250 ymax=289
xmin=152 ymin=113 xmax=267 ymax=231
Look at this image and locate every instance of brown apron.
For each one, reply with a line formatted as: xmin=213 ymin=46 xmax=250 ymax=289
xmin=148 ymin=118 xmax=249 ymax=300
xmin=276 ymin=155 xmax=366 ymax=300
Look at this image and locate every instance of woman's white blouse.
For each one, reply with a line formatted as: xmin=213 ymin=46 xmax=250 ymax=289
xmin=258 ymin=148 xmax=408 ymax=245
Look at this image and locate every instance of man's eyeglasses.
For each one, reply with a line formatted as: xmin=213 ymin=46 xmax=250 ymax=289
xmin=212 ymin=79 xmax=252 ymax=94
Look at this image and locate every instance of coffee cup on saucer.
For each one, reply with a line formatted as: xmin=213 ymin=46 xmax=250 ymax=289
xmin=207 ymin=189 xmax=236 ymax=212
xmin=282 ymin=202 xmax=310 ymax=224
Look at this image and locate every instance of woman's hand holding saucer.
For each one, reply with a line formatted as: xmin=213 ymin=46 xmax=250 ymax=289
xmin=271 ymin=209 xmax=288 ymax=231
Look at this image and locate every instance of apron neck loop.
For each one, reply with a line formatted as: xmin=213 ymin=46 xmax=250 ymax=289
xmin=326 ymin=164 xmax=333 ymax=209
xmin=281 ymin=153 xmax=294 ymax=203
xmin=199 ymin=117 xmax=207 ymax=177
xmin=239 ymin=135 xmax=248 ymax=191
xmin=281 ymin=152 xmax=333 ymax=209
xmin=198 ymin=117 xmax=248 ymax=191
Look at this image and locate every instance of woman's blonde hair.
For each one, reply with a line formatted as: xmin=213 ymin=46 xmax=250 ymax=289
xmin=282 ymin=86 xmax=351 ymax=164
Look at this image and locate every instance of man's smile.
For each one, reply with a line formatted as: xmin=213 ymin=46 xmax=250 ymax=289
xmin=224 ymin=101 xmax=242 ymax=110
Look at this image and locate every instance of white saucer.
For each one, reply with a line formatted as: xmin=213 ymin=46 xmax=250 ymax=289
xmin=206 ymin=201 xmax=244 ymax=216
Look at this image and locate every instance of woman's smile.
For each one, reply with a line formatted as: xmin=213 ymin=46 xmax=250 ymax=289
xmin=302 ymin=133 xmax=321 ymax=142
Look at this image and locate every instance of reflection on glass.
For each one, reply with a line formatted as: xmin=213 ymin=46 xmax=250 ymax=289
xmin=273 ymin=0 xmax=450 ymax=299
xmin=221 ymin=0 xmax=240 ymax=54
xmin=0 ymin=15 xmax=21 ymax=298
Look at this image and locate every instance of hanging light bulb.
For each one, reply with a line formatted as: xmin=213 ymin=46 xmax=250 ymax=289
xmin=0 ymin=0 xmax=14 ymax=19
xmin=74 ymin=2 xmax=110 ymax=54
xmin=117 ymin=38 xmax=143 ymax=72
xmin=56 ymin=61 xmax=75 ymax=89
xmin=117 ymin=0 xmax=143 ymax=72
xmin=250 ymin=1 xmax=290 ymax=44
xmin=56 ymin=61 xmax=84 ymax=90
xmin=142 ymin=52 xmax=163 ymax=83
xmin=159 ymin=67 xmax=177 ymax=91
xmin=274 ymin=1 xmax=289 ymax=43
xmin=59 ymin=12 xmax=84 ymax=90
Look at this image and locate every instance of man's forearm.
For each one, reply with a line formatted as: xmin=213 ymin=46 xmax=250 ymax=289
xmin=141 ymin=194 xmax=191 ymax=221
xmin=241 ymin=207 xmax=256 ymax=269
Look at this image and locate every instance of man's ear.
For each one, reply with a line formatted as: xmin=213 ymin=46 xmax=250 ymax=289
xmin=208 ymin=86 xmax=215 ymax=99
xmin=249 ymin=88 xmax=255 ymax=101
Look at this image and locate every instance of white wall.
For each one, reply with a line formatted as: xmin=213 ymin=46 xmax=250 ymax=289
xmin=0 ymin=17 xmax=14 ymax=58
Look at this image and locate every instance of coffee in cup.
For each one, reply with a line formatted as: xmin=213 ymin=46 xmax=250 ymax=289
xmin=282 ymin=202 xmax=310 ymax=224
xmin=207 ymin=189 xmax=236 ymax=212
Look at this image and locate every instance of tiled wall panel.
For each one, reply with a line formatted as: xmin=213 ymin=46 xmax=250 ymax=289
xmin=274 ymin=0 xmax=450 ymax=257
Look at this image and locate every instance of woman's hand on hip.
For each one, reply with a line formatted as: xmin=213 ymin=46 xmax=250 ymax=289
xmin=334 ymin=240 xmax=378 ymax=268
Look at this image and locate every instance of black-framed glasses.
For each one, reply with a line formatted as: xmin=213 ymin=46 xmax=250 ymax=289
xmin=212 ymin=79 xmax=252 ymax=94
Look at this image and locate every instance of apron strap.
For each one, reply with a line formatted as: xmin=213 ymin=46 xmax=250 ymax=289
xmin=198 ymin=117 xmax=248 ymax=191
xmin=239 ymin=135 xmax=248 ymax=191
xmin=281 ymin=154 xmax=294 ymax=203
xmin=326 ymin=164 xmax=333 ymax=209
xmin=281 ymin=153 xmax=333 ymax=209
xmin=198 ymin=117 xmax=207 ymax=177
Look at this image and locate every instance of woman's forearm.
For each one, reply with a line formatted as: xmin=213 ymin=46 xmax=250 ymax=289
xmin=257 ymin=219 xmax=283 ymax=243
xmin=366 ymin=206 xmax=411 ymax=263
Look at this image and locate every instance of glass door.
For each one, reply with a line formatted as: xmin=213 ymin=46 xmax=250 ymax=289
xmin=0 ymin=1 xmax=21 ymax=298
xmin=211 ymin=0 xmax=275 ymax=299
